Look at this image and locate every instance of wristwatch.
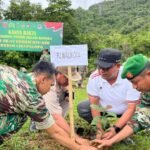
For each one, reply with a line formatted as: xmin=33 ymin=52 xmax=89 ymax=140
xmin=113 ymin=125 xmax=121 ymax=133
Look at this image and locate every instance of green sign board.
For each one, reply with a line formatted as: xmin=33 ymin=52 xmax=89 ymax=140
xmin=0 ymin=20 xmax=63 ymax=52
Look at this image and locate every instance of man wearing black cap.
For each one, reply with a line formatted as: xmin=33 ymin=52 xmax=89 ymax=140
xmin=77 ymin=48 xmax=140 ymax=140
xmin=91 ymin=54 xmax=150 ymax=149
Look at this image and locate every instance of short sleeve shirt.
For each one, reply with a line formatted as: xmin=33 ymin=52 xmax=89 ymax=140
xmin=43 ymin=82 xmax=68 ymax=116
xmin=87 ymin=67 xmax=141 ymax=114
xmin=0 ymin=65 xmax=54 ymax=129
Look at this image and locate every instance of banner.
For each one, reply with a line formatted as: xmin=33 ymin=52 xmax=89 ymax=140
xmin=0 ymin=20 xmax=63 ymax=52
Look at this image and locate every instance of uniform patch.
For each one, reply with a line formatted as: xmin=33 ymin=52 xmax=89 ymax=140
xmin=126 ymin=72 xmax=133 ymax=79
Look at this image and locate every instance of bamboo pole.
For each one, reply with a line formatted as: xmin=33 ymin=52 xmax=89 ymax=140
xmin=68 ymin=66 xmax=75 ymax=140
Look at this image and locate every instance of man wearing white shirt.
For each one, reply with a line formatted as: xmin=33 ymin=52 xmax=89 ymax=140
xmin=77 ymin=48 xmax=140 ymax=140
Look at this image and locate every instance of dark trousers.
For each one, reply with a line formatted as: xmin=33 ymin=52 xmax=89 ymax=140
xmin=77 ymin=100 xmax=121 ymax=123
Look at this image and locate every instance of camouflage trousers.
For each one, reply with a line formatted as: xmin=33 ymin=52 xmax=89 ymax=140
xmin=0 ymin=113 xmax=27 ymax=137
xmin=128 ymin=107 xmax=150 ymax=133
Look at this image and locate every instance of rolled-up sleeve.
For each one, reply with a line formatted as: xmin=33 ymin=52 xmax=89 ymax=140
xmin=35 ymin=114 xmax=55 ymax=129
xmin=25 ymin=87 xmax=55 ymax=129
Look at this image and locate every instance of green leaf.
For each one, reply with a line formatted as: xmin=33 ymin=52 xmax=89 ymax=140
xmin=91 ymin=116 xmax=100 ymax=126
xmin=105 ymin=112 xmax=117 ymax=118
xmin=90 ymin=104 xmax=107 ymax=112
xmin=101 ymin=116 xmax=110 ymax=129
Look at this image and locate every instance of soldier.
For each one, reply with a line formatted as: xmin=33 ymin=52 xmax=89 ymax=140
xmin=0 ymin=61 xmax=96 ymax=150
xmin=92 ymin=54 xmax=150 ymax=149
xmin=39 ymin=49 xmax=50 ymax=62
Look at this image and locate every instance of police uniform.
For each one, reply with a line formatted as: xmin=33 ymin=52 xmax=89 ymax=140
xmin=43 ymin=83 xmax=69 ymax=117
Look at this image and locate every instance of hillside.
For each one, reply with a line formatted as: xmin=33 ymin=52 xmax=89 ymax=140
xmin=75 ymin=0 xmax=150 ymax=35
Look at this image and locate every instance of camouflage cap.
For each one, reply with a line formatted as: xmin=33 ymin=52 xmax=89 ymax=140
xmin=56 ymin=66 xmax=81 ymax=81
xmin=121 ymin=54 xmax=148 ymax=79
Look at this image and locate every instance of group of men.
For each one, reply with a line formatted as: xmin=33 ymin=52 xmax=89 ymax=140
xmin=78 ymin=49 xmax=140 ymax=141
xmin=0 ymin=48 xmax=149 ymax=149
xmin=78 ymin=49 xmax=150 ymax=149
xmin=91 ymin=53 xmax=150 ymax=148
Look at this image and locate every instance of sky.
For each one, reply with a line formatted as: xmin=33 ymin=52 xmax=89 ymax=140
xmin=4 ymin=0 xmax=104 ymax=10
xmin=71 ymin=0 xmax=104 ymax=9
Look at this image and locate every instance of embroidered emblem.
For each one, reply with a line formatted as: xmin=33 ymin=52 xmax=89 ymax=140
xmin=126 ymin=72 xmax=133 ymax=79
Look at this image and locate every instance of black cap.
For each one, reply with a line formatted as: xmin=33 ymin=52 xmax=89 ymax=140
xmin=96 ymin=48 xmax=121 ymax=68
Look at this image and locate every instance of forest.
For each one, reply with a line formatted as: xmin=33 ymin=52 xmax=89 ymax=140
xmin=0 ymin=0 xmax=150 ymax=71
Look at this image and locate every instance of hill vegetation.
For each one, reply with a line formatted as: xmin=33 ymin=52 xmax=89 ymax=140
xmin=0 ymin=0 xmax=149 ymax=70
xmin=76 ymin=0 xmax=150 ymax=35
xmin=74 ymin=0 xmax=150 ymax=70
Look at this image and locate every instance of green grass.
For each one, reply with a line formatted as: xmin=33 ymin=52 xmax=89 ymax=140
xmin=0 ymin=80 xmax=150 ymax=150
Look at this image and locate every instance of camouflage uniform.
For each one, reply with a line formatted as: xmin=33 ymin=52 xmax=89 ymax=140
xmin=0 ymin=65 xmax=54 ymax=137
xmin=129 ymin=92 xmax=150 ymax=133
xmin=40 ymin=54 xmax=50 ymax=62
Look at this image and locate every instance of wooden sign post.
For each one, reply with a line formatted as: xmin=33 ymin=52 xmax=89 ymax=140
xmin=68 ymin=66 xmax=75 ymax=138
xmin=50 ymin=44 xmax=88 ymax=139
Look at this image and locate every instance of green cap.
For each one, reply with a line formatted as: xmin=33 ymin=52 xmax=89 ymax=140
xmin=121 ymin=54 xmax=148 ymax=79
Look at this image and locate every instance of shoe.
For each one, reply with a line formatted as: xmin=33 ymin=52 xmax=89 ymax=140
xmin=29 ymin=121 xmax=38 ymax=132
xmin=122 ymin=137 xmax=135 ymax=145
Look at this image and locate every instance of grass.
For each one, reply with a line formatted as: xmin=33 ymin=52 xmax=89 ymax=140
xmin=0 ymin=80 xmax=150 ymax=150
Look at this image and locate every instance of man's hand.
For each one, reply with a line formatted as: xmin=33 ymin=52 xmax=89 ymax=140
xmin=96 ymin=129 xmax=104 ymax=140
xmin=79 ymin=145 xmax=98 ymax=150
xmin=75 ymin=136 xmax=90 ymax=145
xmin=91 ymin=139 xmax=113 ymax=149
xmin=102 ymin=127 xmax=116 ymax=140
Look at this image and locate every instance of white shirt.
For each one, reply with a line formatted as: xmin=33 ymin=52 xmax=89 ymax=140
xmin=87 ymin=67 xmax=141 ymax=115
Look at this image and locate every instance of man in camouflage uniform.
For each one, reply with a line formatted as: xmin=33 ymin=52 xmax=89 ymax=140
xmin=91 ymin=54 xmax=150 ymax=149
xmin=39 ymin=49 xmax=50 ymax=62
xmin=0 ymin=61 xmax=96 ymax=150
xmin=131 ymin=92 xmax=150 ymax=133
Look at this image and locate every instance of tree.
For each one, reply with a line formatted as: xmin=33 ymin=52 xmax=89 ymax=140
xmin=3 ymin=0 xmax=45 ymax=21
xmin=0 ymin=0 xmax=3 ymax=19
xmin=2 ymin=0 xmax=44 ymax=69
xmin=45 ymin=0 xmax=79 ymax=44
